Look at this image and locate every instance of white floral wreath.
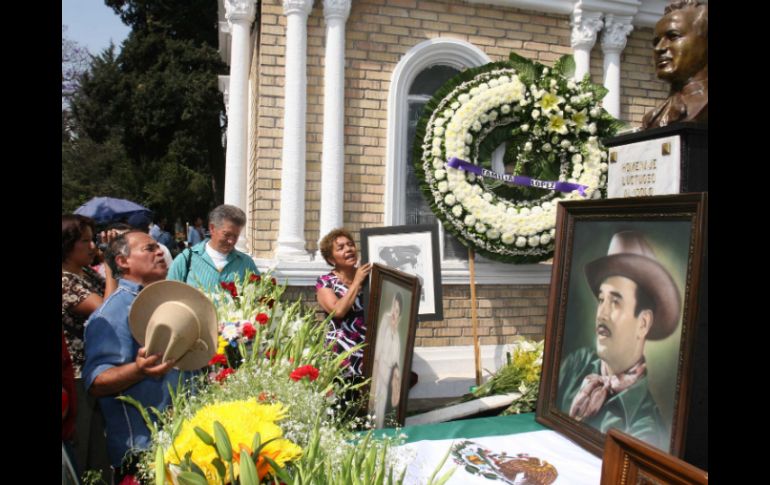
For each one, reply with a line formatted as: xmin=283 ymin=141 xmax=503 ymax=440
xmin=415 ymin=54 xmax=621 ymax=263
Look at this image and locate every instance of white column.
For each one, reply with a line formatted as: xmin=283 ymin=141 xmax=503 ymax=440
xmin=276 ymin=0 xmax=314 ymax=260
xmin=317 ymin=0 xmax=351 ymax=260
xmin=570 ymin=8 xmax=603 ymax=81
xmin=224 ymin=0 xmax=256 ymax=251
xmin=601 ymin=14 xmax=634 ymax=119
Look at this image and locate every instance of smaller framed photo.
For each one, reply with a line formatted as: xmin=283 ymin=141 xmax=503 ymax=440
xmin=601 ymin=428 xmax=707 ymax=485
xmin=362 ymin=264 xmax=421 ymax=429
xmin=360 ymin=224 xmax=443 ymax=321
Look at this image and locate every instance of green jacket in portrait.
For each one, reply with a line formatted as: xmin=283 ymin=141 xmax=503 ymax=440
xmin=557 ymin=347 xmax=668 ymax=450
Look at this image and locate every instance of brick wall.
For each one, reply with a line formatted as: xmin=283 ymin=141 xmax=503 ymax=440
xmin=282 ymin=283 xmax=550 ymax=347
xmin=248 ymin=0 xmax=664 ymax=346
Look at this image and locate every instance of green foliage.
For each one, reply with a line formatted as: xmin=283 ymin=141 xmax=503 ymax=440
xmin=63 ymin=1 xmax=226 ymax=221
xmin=462 ymin=339 xmax=544 ymax=415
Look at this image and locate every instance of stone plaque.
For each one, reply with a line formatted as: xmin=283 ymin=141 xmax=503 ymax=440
xmin=607 ymin=135 xmax=681 ymax=198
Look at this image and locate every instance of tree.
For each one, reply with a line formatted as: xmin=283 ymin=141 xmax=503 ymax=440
xmin=65 ymin=0 xmax=227 ymax=222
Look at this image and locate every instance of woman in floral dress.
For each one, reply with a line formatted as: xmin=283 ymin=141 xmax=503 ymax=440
xmin=61 ymin=214 xmax=115 ymax=478
xmin=315 ymin=228 xmax=372 ymax=378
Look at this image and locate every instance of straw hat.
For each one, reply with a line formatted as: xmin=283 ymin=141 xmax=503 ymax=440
xmin=129 ymin=280 xmax=218 ymax=370
xmin=584 ymin=231 xmax=681 ymax=340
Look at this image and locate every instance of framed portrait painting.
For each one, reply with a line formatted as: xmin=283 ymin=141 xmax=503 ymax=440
xmin=362 ymin=264 xmax=421 ymax=429
xmin=360 ymin=224 xmax=443 ymax=321
xmin=536 ymin=193 xmax=707 ymax=458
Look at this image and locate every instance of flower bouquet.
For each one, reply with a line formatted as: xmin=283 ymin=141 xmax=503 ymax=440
xmin=125 ymin=271 xmax=455 ymax=484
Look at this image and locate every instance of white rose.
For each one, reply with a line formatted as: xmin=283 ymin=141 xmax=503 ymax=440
xmin=472 ymin=121 xmax=482 ymax=132
xmin=498 ymin=76 xmax=510 ymax=84
xmin=443 ymin=109 xmax=454 ymax=118
xmin=528 ymin=236 xmax=540 ymax=247
xmin=434 ymin=118 xmax=446 ymax=127
xmin=482 ymin=193 xmax=493 ymax=202
xmin=542 ymin=143 xmax=552 ymax=152
xmin=589 ymin=107 xmax=600 ymax=118
xmin=480 ymin=113 xmax=489 ymax=124
xmin=489 ymin=78 xmax=499 ymax=88
xmin=501 ymin=104 xmax=511 ymax=114
xmin=464 ymin=215 xmax=476 ymax=226
xmin=452 ymin=204 xmax=463 ymax=217
xmin=467 ymin=173 xmax=476 ymax=182
xmin=501 ymin=233 xmax=514 ymax=245
xmin=524 ymin=141 xmax=533 ymax=152
xmin=588 ymin=123 xmax=597 ymax=134
xmin=432 ymin=147 xmax=442 ymax=156
xmin=486 ymin=229 xmax=500 ymax=240
xmin=572 ymin=154 xmax=583 ymax=164
xmin=475 ymin=222 xmax=487 ymax=233
xmin=432 ymin=159 xmax=444 ymax=169
xmin=542 ymin=68 xmax=549 ymax=75
xmin=600 ymin=162 xmax=608 ymax=172
xmin=532 ymin=110 xmax=540 ymax=120
xmin=540 ymin=233 xmax=551 ymax=245
xmin=459 ymin=94 xmax=470 ymax=104
xmin=567 ymin=80 xmax=576 ymax=90
xmin=444 ymin=194 xmax=456 ymax=205
xmin=434 ymin=127 xmax=444 ymax=136
xmin=561 ymin=140 xmax=571 ymax=148
xmin=437 ymin=181 xmax=448 ymax=193
xmin=451 ymin=101 xmax=460 ymax=110
xmin=515 ymin=236 xmax=527 ymax=248
xmin=519 ymin=207 xmax=531 ymax=216
xmin=435 ymin=169 xmax=446 ymax=180
xmin=488 ymin=111 xmax=498 ymax=121
xmin=470 ymin=87 xmax=480 ymax=96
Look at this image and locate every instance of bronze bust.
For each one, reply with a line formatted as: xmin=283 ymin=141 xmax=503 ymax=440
xmin=642 ymin=1 xmax=708 ymax=129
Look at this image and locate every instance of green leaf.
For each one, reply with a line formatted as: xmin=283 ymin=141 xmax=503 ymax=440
xmin=211 ymin=458 xmax=226 ymax=480
xmin=553 ymin=55 xmax=576 ymax=79
xmin=194 ymin=426 xmax=215 ymax=446
xmin=238 ymin=449 xmax=260 ymax=485
xmin=155 ymin=446 xmax=166 ymax=485
xmin=176 ymin=471 xmax=209 ymax=485
xmin=262 ymin=455 xmax=292 ymax=484
xmin=213 ymin=421 xmax=233 ymax=461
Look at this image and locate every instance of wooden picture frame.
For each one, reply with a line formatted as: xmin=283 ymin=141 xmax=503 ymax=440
xmin=536 ymin=193 xmax=708 ymax=458
xmin=601 ymin=428 xmax=708 ymax=485
xmin=360 ymin=224 xmax=443 ymax=321
xmin=362 ymin=264 xmax=421 ymax=429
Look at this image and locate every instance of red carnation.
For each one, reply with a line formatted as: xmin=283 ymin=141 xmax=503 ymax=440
xmin=249 ymin=274 xmax=261 ymax=282
xmin=255 ymin=313 xmax=269 ymax=325
xmin=242 ymin=323 xmax=256 ymax=339
xmin=208 ymin=354 xmax=227 ymax=366
xmin=220 ymin=282 xmax=237 ymax=297
xmin=290 ymin=365 xmax=320 ymax=382
xmin=215 ymin=367 xmax=235 ymax=383
xmin=271 ymin=277 xmax=277 ymax=285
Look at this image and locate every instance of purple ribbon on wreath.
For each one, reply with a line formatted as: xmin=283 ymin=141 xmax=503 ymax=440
xmin=446 ymin=157 xmax=587 ymax=197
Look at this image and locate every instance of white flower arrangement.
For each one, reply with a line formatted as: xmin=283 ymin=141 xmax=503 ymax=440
xmin=414 ymin=53 xmax=623 ymax=263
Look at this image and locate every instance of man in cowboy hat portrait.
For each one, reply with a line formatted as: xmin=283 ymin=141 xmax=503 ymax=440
xmin=556 ymin=230 xmax=683 ymax=451
xmin=82 ymin=230 xmax=217 ymax=483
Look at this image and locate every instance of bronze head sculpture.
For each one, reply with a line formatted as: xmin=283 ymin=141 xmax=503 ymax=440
xmin=642 ymin=0 xmax=708 ymax=129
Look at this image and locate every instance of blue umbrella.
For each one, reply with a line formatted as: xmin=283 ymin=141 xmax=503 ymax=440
xmin=74 ymin=197 xmax=153 ymax=225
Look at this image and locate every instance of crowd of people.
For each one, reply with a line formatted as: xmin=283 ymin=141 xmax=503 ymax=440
xmin=62 ymin=203 xmax=409 ymax=484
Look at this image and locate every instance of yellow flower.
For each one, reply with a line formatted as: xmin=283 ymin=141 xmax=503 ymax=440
xmin=165 ymin=400 xmax=303 ymax=483
xmin=217 ymin=336 xmax=228 ymax=355
xmin=571 ymin=109 xmax=588 ymax=130
xmin=547 ymin=114 xmax=568 ymax=135
xmin=536 ymin=91 xmax=561 ymax=113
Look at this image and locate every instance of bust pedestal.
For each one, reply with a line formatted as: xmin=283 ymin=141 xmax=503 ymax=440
xmin=604 ymin=122 xmax=707 ymax=198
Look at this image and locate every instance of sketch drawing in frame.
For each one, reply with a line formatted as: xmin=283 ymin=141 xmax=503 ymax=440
xmin=536 ymin=193 xmax=707 ymax=458
xmin=362 ymin=264 xmax=421 ymax=429
xmin=360 ymin=223 xmax=443 ymax=321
